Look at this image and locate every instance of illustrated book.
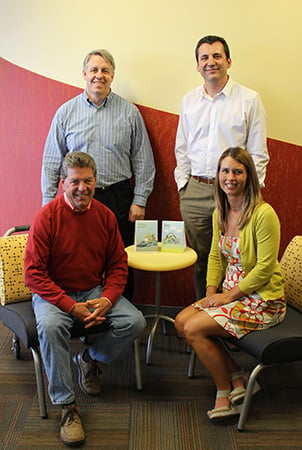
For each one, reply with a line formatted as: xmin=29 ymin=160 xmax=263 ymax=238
xmin=161 ymin=220 xmax=186 ymax=252
xmin=135 ymin=220 xmax=158 ymax=251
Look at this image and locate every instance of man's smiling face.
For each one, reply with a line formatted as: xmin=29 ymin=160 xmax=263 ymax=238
xmin=62 ymin=166 xmax=96 ymax=211
xmin=197 ymin=41 xmax=231 ymax=85
xmin=83 ymin=54 xmax=114 ymax=105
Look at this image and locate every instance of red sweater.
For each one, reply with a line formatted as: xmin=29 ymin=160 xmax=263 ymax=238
xmin=24 ymin=196 xmax=128 ymax=312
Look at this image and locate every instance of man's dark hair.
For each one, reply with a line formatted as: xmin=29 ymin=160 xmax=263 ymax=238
xmin=195 ymin=35 xmax=230 ymax=62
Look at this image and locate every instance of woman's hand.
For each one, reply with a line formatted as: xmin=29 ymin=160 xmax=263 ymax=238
xmin=202 ymin=292 xmax=233 ymax=308
xmin=200 ymin=285 xmax=245 ymax=308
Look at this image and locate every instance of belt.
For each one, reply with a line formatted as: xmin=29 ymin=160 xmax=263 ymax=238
xmin=95 ymin=179 xmax=130 ymax=192
xmin=192 ymin=175 xmax=215 ymax=185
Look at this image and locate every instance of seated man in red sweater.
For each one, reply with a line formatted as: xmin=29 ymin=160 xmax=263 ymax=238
xmin=24 ymin=151 xmax=146 ymax=447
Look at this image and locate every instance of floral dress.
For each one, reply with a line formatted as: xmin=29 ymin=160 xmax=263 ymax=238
xmin=193 ymin=235 xmax=286 ymax=338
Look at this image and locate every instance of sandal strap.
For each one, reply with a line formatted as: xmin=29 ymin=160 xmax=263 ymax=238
xmin=216 ymin=389 xmax=231 ymax=398
xmin=229 ymin=386 xmax=245 ymax=399
xmin=209 ymin=406 xmax=230 ymax=413
xmin=230 ymin=369 xmax=246 ymax=382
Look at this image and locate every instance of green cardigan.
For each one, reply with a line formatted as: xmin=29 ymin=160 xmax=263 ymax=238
xmin=206 ymin=202 xmax=284 ymax=301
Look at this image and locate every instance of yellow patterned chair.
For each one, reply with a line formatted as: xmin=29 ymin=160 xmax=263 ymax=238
xmin=0 ymin=226 xmax=142 ymax=419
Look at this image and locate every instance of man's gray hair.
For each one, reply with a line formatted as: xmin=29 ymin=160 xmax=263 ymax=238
xmin=61 ymin=152 xmax=97 ymax=180
xmin=82 ymin=49 xmax=116 ymax=73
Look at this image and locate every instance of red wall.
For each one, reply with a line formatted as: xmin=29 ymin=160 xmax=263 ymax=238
xmin=1 ymin=57 xmax=301 ymax=307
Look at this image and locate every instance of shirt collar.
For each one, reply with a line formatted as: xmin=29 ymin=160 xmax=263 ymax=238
xmin=83 ymin=90 xmax=113 ymax=108
xmin=201 ymin=77 xmax=233 ymax=99
xmin=64 ymin=192 xmax=92 ymax=212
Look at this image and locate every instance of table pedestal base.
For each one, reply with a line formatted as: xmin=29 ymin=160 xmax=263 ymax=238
xmin=145 ymin=314 xmax=175 ymax=364
xmin=144 ymin=272 xmax=176 ymax=364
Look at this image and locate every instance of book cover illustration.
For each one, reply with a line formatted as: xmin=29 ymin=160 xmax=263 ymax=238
xmin=161 ymin=220 xmax=186 ymax=252
xmin=135 ymin=220 xmax=158 ymax=251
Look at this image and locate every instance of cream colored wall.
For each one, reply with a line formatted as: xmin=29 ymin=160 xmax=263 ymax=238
xmin=1 ymin=0 xmax=301 ymax=145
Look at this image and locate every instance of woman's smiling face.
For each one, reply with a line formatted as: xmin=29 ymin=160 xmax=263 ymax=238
xmin=219 ymin=156 xmax=247 ymax=200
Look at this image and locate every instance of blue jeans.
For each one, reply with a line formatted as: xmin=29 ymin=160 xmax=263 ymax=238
xmin=32 ymin=286 xmax=146 ymax=405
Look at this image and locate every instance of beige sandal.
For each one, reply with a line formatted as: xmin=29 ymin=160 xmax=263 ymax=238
xmin=207 ymin=390 xmax=242 ymax=421
xmin=229 ymin=370 xmax=261 ymax=404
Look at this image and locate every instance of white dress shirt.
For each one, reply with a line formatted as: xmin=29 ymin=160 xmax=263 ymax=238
xmin=174 ymin=78 xmax=269 ymax=190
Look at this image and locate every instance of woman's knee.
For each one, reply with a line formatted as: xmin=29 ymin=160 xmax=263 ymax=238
xmin=175 ymin=306 xmax=196 ymax=336
xmin=181 ymin=313 xmax=209 ymax=344
xmin=174 ymin=312 xmax=186 ymax=336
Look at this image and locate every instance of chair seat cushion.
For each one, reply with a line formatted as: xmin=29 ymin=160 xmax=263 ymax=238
xmin=228 ymin=305 xmax=302 ymax=364
xmin=0 ymin=301 xmax=38 ymax=348
xmin=0 ymin=300 xmax=110 ymax=349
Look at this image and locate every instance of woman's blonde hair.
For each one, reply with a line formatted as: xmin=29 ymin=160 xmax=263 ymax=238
xmin=215 ymin=147 xmax=263 ymax=233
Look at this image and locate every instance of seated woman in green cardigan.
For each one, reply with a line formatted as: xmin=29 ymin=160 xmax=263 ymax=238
xmin=175 ymin=147 xmax=286 ymax=421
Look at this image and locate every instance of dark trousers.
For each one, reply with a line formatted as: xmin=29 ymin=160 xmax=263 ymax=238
xmin=94 ymin=180 xmax=135 ymax=300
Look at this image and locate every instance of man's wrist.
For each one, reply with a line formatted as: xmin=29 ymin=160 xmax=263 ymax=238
xmin=69 ymin=302 xmax=78 ymax=313
xmin=101 ymin=297 xmax=112 ymax=307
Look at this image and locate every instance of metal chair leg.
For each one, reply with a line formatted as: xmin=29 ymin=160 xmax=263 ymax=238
xmin=188 ymin=349 xmax=196 ymax=378
xmin=30 ymin=347 xmax=48 ymax=419
xmin=133 ymin=338 xmax=142 ymax=390
xmin=12 ymin=334 xmax=21 ymax=360
xmin=237 ymin=363 xmax=263 ymax=431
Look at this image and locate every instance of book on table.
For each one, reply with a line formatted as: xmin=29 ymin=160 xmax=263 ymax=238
xmin=161 ymin=220 xmax=186 ymax=252
xmin=135 ymin=220 xmax=158 ymax=251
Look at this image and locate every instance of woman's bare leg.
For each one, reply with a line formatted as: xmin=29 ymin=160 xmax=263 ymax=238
xmin=175 ymin=306 xmax=243 ymax=410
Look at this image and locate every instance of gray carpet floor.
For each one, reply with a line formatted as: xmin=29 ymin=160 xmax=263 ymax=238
xmin=1 ymin=306 xmax=302 ymax=449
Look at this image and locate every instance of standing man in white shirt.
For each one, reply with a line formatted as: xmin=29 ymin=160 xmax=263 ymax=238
xmin=174 ymin=35 xmax=269 ymax=299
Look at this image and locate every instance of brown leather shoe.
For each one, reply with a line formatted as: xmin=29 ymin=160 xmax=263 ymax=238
xmin=73 ymin=351 xmax=101 ymax=395
xmin=60 ymin=404 xmax=85 ymax=447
